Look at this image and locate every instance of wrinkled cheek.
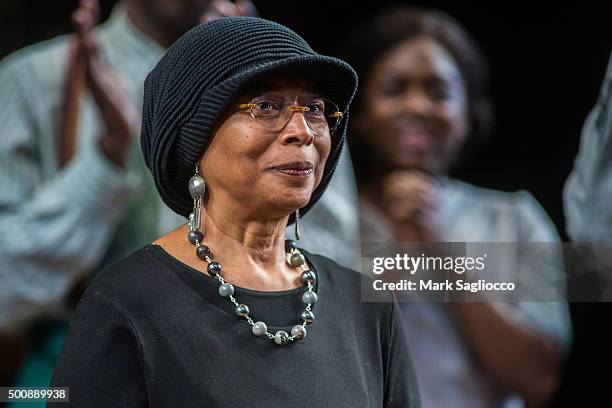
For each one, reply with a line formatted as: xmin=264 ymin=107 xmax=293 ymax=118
xmin=316 ymin=137 xmax=332 ymax=165
xmin=312 ymin=162 xmax=327 ymax=190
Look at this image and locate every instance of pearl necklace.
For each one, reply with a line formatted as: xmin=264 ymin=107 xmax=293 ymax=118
xmin=187 ymin=217 xmax=317 ymax=346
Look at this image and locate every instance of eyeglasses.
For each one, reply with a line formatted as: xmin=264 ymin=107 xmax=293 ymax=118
xmin=237 ymin=94 xmax=343 ymax=134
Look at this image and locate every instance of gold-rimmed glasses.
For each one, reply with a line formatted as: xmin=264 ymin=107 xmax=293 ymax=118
xmin=237 ymin=94 xmax=342 ymax=134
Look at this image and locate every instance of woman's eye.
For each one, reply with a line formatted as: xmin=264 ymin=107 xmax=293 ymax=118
xmin=305 ymin=101 xmax=325 ymax=113
xmin=255 ymin=101 xmax=278 ymax=111
xmin=380 ymin=79 xmax=407 ymax=97
xmin=430 ymin=85 xmax=451 ymax=100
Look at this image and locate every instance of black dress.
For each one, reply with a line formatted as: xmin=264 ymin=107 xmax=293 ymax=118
xmin=49 ymin=244 xmax=420 ymax=407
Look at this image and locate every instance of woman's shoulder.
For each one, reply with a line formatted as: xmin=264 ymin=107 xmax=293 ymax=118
xmin=80 ymin=245 xmax=177 ymax=311
xmin=447 ymin=178 xmax=559 ymax=241
xmin=448 ymin=178 xmax=535 ymax=209
xmin=447 ymin=179 xmax=549 ymax=220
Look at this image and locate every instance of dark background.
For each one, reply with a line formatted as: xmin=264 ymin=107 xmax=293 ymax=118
xmin=2 ymin=0 xmax=611 ymax=406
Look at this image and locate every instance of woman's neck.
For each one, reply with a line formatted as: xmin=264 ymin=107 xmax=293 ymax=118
xmin=155 ymin=206 xmax=304 ymax=292
xmin=203 ymin=206 xmax=289 ymax=271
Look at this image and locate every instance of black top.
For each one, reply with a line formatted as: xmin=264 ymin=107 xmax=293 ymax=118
xmin=49 ymin=245 xmax=420 ymax=407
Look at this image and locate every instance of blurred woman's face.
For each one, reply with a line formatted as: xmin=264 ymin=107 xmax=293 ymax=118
xmin=199 ymin=76 xmax=331 ymax=220
xmin=357 ymin=37 xmax=469 ymax=175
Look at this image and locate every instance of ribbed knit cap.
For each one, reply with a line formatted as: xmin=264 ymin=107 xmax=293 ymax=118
xmin=141 ymin=16 xmax=358 ymax=223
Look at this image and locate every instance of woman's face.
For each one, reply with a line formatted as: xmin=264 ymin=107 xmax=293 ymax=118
xmin=199 ymin=76 xmax=332 ymax=219
xmin=356 ymin=37 xmax=469 ymax=175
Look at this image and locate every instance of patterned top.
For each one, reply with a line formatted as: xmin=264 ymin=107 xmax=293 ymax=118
xmin=360 ymin=178 xmax=572 ymax=408
xmin=0 ymin=5 xmax=183 ymax=330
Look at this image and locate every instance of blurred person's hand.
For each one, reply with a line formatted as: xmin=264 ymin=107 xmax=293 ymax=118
xmin=201 ymin=0 xmax=258 ymax=22
xmin=381 ymin=170 xmax=442 ymax=242
xmin=69 ymin=0 xmax=259 ymax=169
xmin=72 ymin=0 xmax=140 ymax=167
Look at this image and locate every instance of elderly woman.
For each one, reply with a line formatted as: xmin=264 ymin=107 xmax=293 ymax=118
xmin=49 ymin=17 xmax=420 ymax=407
xmin=342 ymin=7 xmax=571 ymax=408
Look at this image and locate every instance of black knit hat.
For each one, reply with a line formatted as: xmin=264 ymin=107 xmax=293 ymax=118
xmin=141 ymin=16 xmax=358 ymax=223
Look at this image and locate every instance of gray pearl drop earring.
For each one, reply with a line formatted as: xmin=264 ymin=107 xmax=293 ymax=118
xmin=188 ymin=164 xmax=206 ymax=245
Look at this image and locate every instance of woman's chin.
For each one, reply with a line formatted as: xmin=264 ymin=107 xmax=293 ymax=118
xmin=253 ymin=177 xmax=317 ymax=215
xmin=269 ymin=193 xmax=312 ymax=215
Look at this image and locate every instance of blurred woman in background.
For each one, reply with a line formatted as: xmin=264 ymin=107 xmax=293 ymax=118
xmin=343 ymin=6 xmax=571 ymax=408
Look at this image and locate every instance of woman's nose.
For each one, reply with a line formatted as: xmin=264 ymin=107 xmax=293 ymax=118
xmin=402 ymin=90 xmax=434 ymax=117
xmin=279 ymin=111 xmax=315 ymax=146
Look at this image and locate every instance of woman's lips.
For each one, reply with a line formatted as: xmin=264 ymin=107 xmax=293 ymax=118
xmin=391 ymin=121 xmax=434 ymax=152
xmin=268 ymin=161 xmax=314 ymax=177
xmin=397 ymin=132 xmax=432 ymax=151
xmin=274 ymin=168 xmax=313 ymax=176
